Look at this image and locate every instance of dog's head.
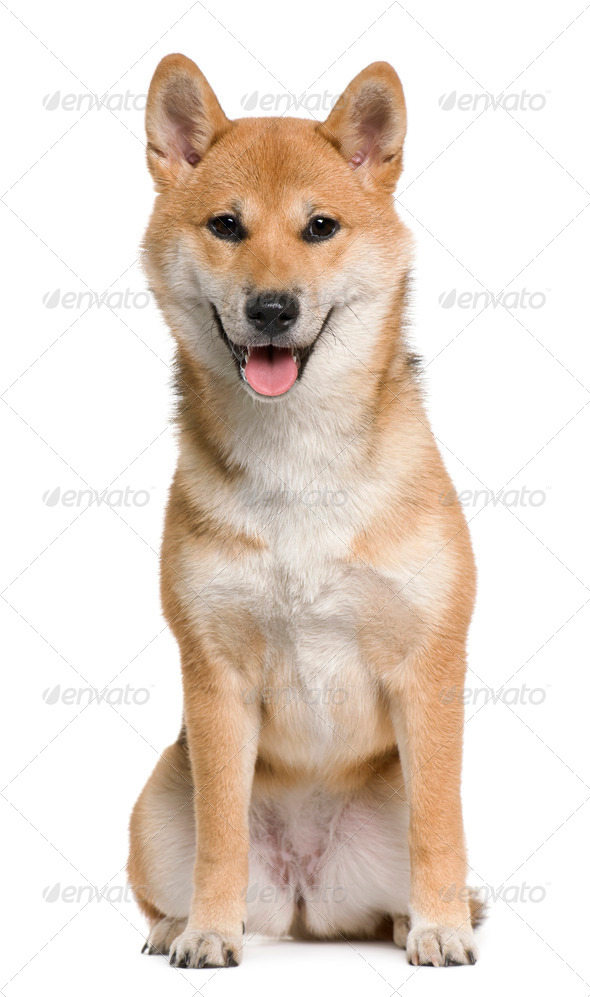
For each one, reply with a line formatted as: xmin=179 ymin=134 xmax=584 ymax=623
xmin=143 ymin=55 xmax=410 ymax=401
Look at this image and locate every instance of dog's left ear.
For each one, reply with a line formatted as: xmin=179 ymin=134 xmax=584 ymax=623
xmin=323 ymin=62 xmax=407 ymax=192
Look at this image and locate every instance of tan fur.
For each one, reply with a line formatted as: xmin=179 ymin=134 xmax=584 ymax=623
xmin=128 ymin=55 xmax=480 ymax=969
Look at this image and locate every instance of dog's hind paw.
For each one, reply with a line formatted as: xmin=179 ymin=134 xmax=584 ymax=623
xmin=392 ymin=914 xmax=411 ymax=949
xmin=142 ymin=916 xmax=188 ymax=956
xmin=406 ymin=922 xmax=477 ymax=967
xmin=169 ymin=928 xmax=242 ymax=968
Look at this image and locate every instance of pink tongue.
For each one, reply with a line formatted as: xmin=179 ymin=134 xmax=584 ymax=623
xmin=244 ymin=346 xmax=298 ymax=396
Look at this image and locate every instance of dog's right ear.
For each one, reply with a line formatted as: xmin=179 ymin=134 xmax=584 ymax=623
xmin=145 ymin=55 xmax=229 ymax=190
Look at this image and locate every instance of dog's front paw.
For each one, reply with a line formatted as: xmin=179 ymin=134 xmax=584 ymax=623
xmin=169 ymin=928 xmax=242 ymax=968
xmin=406 ymin=922 xmax=477 ymax=967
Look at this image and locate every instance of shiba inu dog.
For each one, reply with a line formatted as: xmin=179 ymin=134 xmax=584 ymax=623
xmin=128 ymin=54 xmax=482 ymax=969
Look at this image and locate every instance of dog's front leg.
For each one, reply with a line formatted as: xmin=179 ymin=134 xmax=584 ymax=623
xmin=168 ymin=648 xmax=259 ymax=969
xmin=390 ymin=640 xmax=477 ymax=967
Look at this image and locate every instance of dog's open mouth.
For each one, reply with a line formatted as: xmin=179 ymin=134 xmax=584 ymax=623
xmin=241 ymin=345 xmax=300 ymax=396
xmin=211 ymin=306 xmax=332 ymax=398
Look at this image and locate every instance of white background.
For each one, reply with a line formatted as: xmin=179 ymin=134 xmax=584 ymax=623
xmin=1 ymin=1 xmax=589 ymax=995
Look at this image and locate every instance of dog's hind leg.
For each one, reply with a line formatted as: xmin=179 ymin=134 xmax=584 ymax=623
xmin=128 ymin=732 xmax=195 ymax=952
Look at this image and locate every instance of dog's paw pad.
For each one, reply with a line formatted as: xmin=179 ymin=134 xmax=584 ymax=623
xmin=406 ymin=923 xmax=477 ymax=967
xmin=169 ymin=928 xmax=242 ymax=969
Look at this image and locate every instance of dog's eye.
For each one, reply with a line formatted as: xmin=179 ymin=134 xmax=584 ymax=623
xmin=303 ymin=216 xmax=340 ymax=242
xmin=208 ymin=215 xmax=244 ymax=241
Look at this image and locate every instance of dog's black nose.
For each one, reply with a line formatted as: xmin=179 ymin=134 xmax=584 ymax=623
xmin=245 ymin=292 xmax=300 ymax=334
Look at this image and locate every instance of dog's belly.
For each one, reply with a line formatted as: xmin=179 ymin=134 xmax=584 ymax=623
xmin=246 ymin=776 xmax=410 ymax=936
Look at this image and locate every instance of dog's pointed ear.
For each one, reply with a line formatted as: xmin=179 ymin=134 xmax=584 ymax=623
xmin=323 ymin=63 xmax=407 ymax=192
xmin=145 ymin=54 xmax=230 ymax=190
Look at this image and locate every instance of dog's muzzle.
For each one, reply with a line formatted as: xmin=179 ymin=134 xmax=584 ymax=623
xmin=211 ymin=302 xmax=333 ymax=398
